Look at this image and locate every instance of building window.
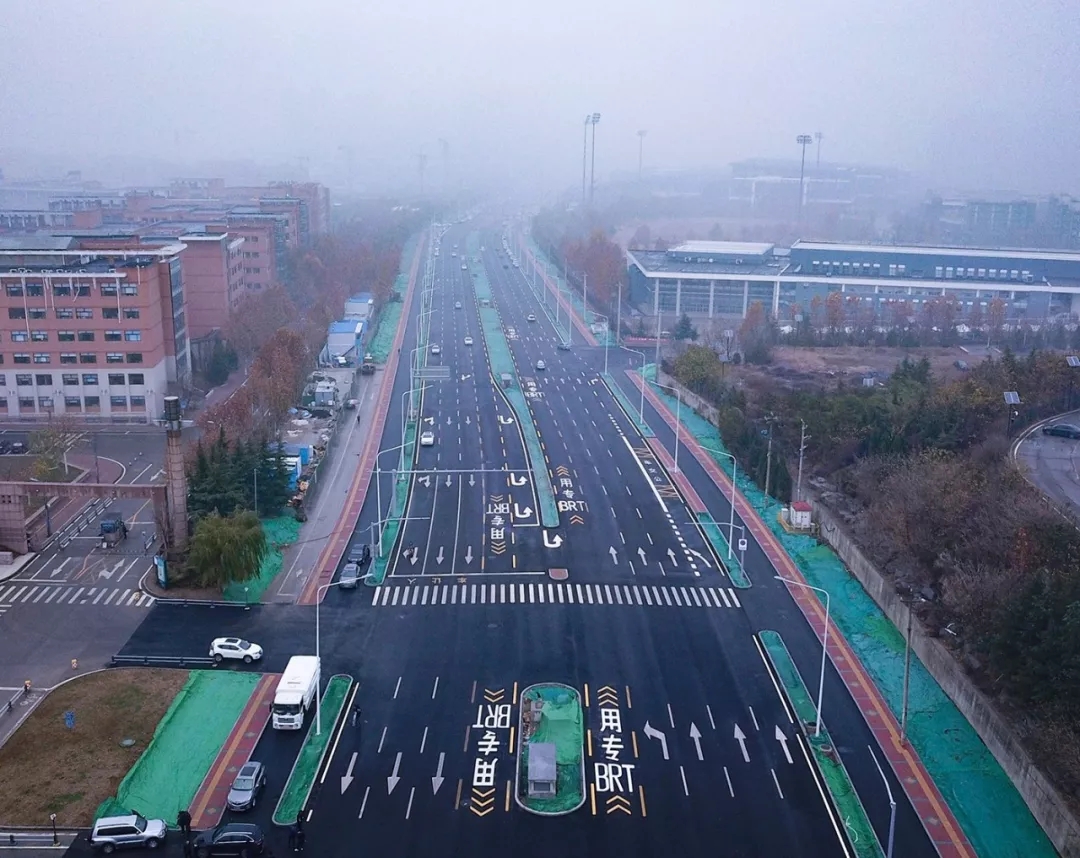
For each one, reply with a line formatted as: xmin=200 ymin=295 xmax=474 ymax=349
xmin=100 ymin=284 xmax=118 ymax=297
xmin=30 ymin=330 xmax=48 ymax=342
xmin=124 ymin=331 xmax=141 ymax=342
xmin=33 ymin=353 xmax=50 ymax=364
xmin=15 ymin=374 xmax=31 ymax=386
xmin=84 ymin=395 xmax=100 ymax=409
xmin=128 ymin=373 xmax=144 ymax=385
xmin=79 ymin=353 xmax=97 ymax=364
xmin=130 ymin=395 xmax=146 ymax=409
xmin=110 ymin=396 xmax=127 ymax=409
xmin=52 ymin=285 xmax=72 ymax=297
xmin=0 ymin=374 xmax=5 ymax=386
xmin=104 ymin=331 xmax=122 ymax=342
xmin=62 ymin=374 xmax=79 ymax=386
xmin=121 ymin=284 xmax=138 ymax=296
xmin=58 ymin=331 xmax=75 ymax=342
xmin=123 ymin=308 xmax=140 ymax=320
xmin=78 ymin=331 xmax=95 ymax=342
xmin=13 ymin=353 xmax=30 ymax=364
xmin=106 ymin=353 xmax=123 ymax=364
xmin=55 ymin=308 xmax=74 ymax=319
xmin=76 ymin=308 xmax=93 ymax=320
xmin=989 ymin=269 xmax=997 ymax=279
xmin=5 ymin=285 xmax=23 ymax=297
xmin=64 ymin=396 xmax=81 ymax=409
xmin=102 ymin=307 xmax=119 ymax=320
xmin=38 ymin=396 xmax=53 ymax=409
xmin=35 ymin=374 xmax=52 ymax=386
xmin=126 ymin=352 xmax=143 ymax=364
xmin=10 ymin=331 xmax=28 ymax=343
xmin=29 ymin=308 xmax=46 ymax=319
xmin=60 ymin=353 xmax=77 ymax=364
xmin=82 ymin=373 xmax=98 ymax=385
xmin=26 ymin=283 xmax=43 ymax=297
xmin=8 ymin=308 xmax=25 ymax=320
xmin=75 ymin=285 xmax=90 ymax=298
xmin=18 ymin=397 xmax=35 ymax=409
xmin=108 ymin=373 xmax=125 ymax=386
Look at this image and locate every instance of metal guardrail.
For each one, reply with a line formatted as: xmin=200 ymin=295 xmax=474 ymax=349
xmin=3 ymin=688 xmax=26 ymax=715
xmin=110 ymin=655 xmax=215 ymax=667
xmin=152 ymin=598 xmax=251 ymax=609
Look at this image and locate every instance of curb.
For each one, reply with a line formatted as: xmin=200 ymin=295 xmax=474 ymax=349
xmin=271 ymin=675 xmax=354 ymax=827
xmin=600 ymin=373 xmax=654 ymax=436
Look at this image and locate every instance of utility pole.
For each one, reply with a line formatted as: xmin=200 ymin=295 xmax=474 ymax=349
xmin=763 ymin=417 xmax=776 ymax=499
xmin=796 ymin=134 xmax=813 ymax=228
xmin=582 ymin=115 xmax=590 ymax=206
xmin=901 ymin=602 xmax=915 ymax=745
xmin=814 ymin=131 xmax=823 ymax=171
xmin=637 ymin=130 xmax=647 ymax=182
xmin=796 ymin=419 xmax=810 ymax=502
xmin=589 ymin=113 xmax=601 ymax=206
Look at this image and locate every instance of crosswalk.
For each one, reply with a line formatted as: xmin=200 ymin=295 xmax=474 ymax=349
xmin=0 ymin=583 xmax=155 ymax=612
xmin=372 ymin=581 xmax=742 ymax=609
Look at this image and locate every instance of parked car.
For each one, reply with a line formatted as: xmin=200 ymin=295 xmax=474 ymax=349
xmin=89 ymin=813 xmax=167 ymax=853
xmin=340 ymin=562 xmax=360 ymax=589
xmin=192 ymin=823 xmax=264 ymax=857
xmin=226 ymin=761 xmax=267 ymax=812
xmin=209 ymin=638 xmax=263 ymax=664
xmin=1042 ymin=423 xmax=1080 ymax=439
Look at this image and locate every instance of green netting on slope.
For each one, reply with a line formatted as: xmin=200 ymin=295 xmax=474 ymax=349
xmin=95 ymin=671 xmax=261 ymax=824
xmin=519 ymin=685 xmax=584 ymax=815
xmin=224 ymin=516 xmax=301 ymax=603
xmin=367 ymin=234 xmax=421 ymax=362
xmin=646 ymin=380 xmax=1057 ymax=858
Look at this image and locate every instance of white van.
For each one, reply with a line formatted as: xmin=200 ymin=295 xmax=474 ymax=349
xmin=272 ymin=656 xmax=320 ymax=730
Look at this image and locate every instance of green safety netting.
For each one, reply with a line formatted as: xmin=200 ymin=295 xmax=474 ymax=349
xmin=518 ymin=685 xmax=584 ymax=815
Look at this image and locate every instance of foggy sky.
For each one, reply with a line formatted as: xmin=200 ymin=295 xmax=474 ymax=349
xmin=1 ymin=0 xmax=1076 ymax=195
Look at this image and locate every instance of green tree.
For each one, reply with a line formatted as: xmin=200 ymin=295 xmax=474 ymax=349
xmin=28 ymin=418 xmax=79 ymax=479
xmin=187 ymin=510 xmax=267 ymax=590
xmin=673 ymin=313 xmax=697 ymax=342
xmin=205 ymin=341 xmax=235 ymax=386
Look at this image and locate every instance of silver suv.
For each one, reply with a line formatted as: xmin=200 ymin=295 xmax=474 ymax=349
xmin=89 ymin=814 xmax=167 ymax=852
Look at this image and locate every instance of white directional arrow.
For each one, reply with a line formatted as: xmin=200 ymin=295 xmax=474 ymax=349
xmin=465 ymin=416 xmax=471 ymax=425
xmin=543 ymin=531 xmax=563 ymax=548
xmin=100 ymin=560 xmax=124 ymax=580
xmin=446 ymin=416 xmax=452 ymax=425
xmin=445 ymin=474 xmax=452 ymax=488
xmin=689 ymin=723 xmax=704 ymax=761
xmin=409 ymin=550 xmax=419 ymax=566
xmin=341 ymin=752 xmax=358 ymax=793
xmin=609 ymin=546 xmax=619 ymax=564
xmin=513 ymin=504 xmax=532 ymax=519
xmin=637 ymin=547 xmax=647 ymax=563
xmin=643 ymin=721 xmax=669 ymax=760
xmin=431 ymin=752 xmax=446 ymax=794
xmin=465 ymin=546 xmax=474 ymax=564
xmin=733 ymin=725 xmax=750 ymax=763
xmin=388 ymin=752 xmax=403 ymax=794
xmin=460 ymin=374 xmax=472 ymax=381
xmin=418 ymin=475 xmax=431 ymax=487
xmin=469 ymin=474 xmax=476 ymax=487
xmin=508 ymin=473 xmax=528 ymax=486
xmin=667 ymin=548 xmax=678 ymax=565
xmin=498 ymin=415 xmax=515 ymax=425
xmin=775 ymin=726 xmax=793 ymax=764
xmin=436 ymin=546 xmax=445 ymax=565
xmin=424 ymin=417 xmax=435 ymax=425
xmin=688 ymin=549 xmax=712 ymax=568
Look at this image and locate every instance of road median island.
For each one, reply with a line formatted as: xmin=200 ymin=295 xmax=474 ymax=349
xmin=272 ymin=675 xmax=353 ymax=826
xmin=514 ymin=683 xmax=585 ymax=816
xmin=519 ymin=236 xmax=598 ymax=346
xmin=757 ymin=631 xmax=882 ymax=858
xmin=470 ymin=250 xmax=559 ymax=529
xmin=368 ymin=420 xmax=417 ymax=585
xmin=696 ymin=511 xmax=751 ymax=588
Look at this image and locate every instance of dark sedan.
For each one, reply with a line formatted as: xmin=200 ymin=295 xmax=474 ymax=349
xmin=193 ymin=823 xmax=264 ymax=857
xmin=1042 ymin=423 xmax=1080 ymax=439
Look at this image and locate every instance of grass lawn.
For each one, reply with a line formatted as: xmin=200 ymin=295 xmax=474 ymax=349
xmin=0 ymin=669 xmax=190 ymax=827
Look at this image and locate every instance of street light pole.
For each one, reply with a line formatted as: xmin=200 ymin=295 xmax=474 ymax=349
xmin=582 ymin=115 xmax=590 ymax=206
xmin=701 ymin=445 xmax=738 ymax=558
xmin=652 ymin=381 xmax=683 ymax=472
xmin=637 ymin=130 xmax=647 ymax=182
xmin=775 ymin=575 xmax=830 ymax=736
xmin=315 ymin=580 xmax=349 ymax=735
xmin=796 ymin=134 xmax=813 ymax=228
xmin=869 ymin=747 xmax=897 ymax=858
xmin=589 ymin=113 xmax=601 ymax=205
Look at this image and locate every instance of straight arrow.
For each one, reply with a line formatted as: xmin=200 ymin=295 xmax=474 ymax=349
xmin=667 ymin=548 xmax=678 ymax=565
xmin=775 ymin=726 xmax=793 ymax=764
xmin=469 ymin=474 xmax=475 ymax=487
xmin=643 ymin=721 xmax=669 ymax=760
xmin=689 ymin=723 xmax=704 ymax=761
xmin=436 ymin=547 xmax=445 ymax=565
xmin=608 ymin=546 xmax=618 ymax=564
xmin=410 ymin=551 xmax=419 ymax=566
xmin=465 ymin=416 xmax=471 ymax=425
xmin=637 ymin=547 xmax=647 ymax=563
xmin=432 ymin=752 xmax=446 ymax=794
xmin=341 ymin=752 xmax=358 ymax=794
xmin=734 ymin=725 xmax=750 ymax=763
xmin=388 ymin=752 xmax=402 ymax=794
xmin=465 ymin=546 xmax=474 ymax=564
xmin=445 ymin=474 xmax=452 ymax=487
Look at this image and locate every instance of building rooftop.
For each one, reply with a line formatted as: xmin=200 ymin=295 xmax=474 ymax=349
xmin=670 ymin=240 xmax=775 ymax=257
xmin=628 ymin=248 xmax=785 ymax=278
xmin=0 ymin=235 xmax=76 ymax=251
xmin=329 ymin=320 xmax=362 ymax=334
xmin=349 ymin=292 xmax=374 ymax=302
xmin=791 ymin=240 xmax=1080 ymax=263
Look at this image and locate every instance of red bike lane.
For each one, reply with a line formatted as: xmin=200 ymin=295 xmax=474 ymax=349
xmin=628 ymin=370 xmax=976 ymax=858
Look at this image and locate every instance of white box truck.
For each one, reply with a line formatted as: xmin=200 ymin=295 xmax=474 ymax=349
xmin=273 ymin=656 xmax=320 ymax=730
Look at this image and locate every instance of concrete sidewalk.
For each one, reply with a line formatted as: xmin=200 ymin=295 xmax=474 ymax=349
xmin=630 ymin=371 xmax=978 ymax=858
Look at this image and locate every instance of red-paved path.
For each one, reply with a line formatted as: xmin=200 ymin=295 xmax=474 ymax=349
xmin=628 ymin=371 xmax=977 ymax=858
xmin=297 ymin=237 xmax=425 ymax=606
xmin=516 ymin=238 xmax=599 ymax=347
xmin=189 ymin=674 xmax=278 ymax=829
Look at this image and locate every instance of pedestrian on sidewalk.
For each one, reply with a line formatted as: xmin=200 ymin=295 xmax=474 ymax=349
xmin=177 ymin=809 xmax=192 ymax=837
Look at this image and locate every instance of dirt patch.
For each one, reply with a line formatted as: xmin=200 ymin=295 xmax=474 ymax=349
xmin=0 ymin=668 xmax=190 ymax=827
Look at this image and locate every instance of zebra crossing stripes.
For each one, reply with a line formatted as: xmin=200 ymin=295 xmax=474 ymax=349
xmin=371 ymin=581 xmax=742 ymax=609
xmin=0 ymin=583 xmax=155 ymax=610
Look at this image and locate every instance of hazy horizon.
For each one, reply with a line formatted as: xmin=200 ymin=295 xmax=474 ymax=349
xmin=1 ymin=0 xmax=1076 ymax=197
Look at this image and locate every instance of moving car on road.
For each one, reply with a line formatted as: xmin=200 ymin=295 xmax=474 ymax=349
xmin=464 ymin=336 xmax=473 ymax=346
xmin=89 ymin=813 xmax=167 ymax=853
xmin=1042 ymin=422 xmax=1080 ymax=439
xmin=340 ymin=561 xmax=361 ymax=589
xmin=420 ymin=431 xmax=435 ymax=447
xmin=527 ymin=314 xmax=537 ymax=322
xmin=455 ymin=301 xmax=462 ymax=309
xmin=209 ymin=638 xmax=263 ymax=664
xmin=431 ymin=344 xmax=441 ymax=355
xmin=535 ymin=360 xmax=547 ymax=371
xmin=226 ymin=762 xmax=267 ymax=812
xmin=192 ymin=823 xmax=265 ymax=857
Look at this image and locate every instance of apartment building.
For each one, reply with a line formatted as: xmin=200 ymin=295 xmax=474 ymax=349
xmin=0 ymin=237 xmax=188 ymax=421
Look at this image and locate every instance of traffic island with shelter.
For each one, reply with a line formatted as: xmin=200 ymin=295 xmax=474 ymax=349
xmin=514 ymin=683 xmax=585 ymax=815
